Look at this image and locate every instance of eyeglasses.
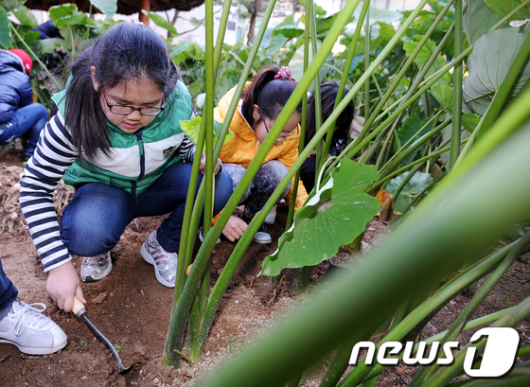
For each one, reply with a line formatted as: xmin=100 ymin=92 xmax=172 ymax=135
xmin=257 ymin=107 xmax=299 ymax=140
xmin=103 ymin=92 xmax=165 ymax=116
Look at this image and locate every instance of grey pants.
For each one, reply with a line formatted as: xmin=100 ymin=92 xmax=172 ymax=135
xmin=224 ymin=160 xmax=292 ymax=223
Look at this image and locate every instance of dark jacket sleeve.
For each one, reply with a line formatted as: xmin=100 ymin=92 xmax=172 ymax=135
xmin=17 ymin=74 xmax=34 ymax=108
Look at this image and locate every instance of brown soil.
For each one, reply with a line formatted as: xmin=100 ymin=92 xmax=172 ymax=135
xmin=1 ymin=144 xmax=530 ymax=387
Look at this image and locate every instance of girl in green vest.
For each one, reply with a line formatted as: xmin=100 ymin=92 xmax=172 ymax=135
xmin=19 ymin=22 xmax=232 ymax=313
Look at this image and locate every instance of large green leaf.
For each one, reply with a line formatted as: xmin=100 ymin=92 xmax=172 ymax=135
xmin=89 ymin=0 xmax=117 ymax=18
xmin=180 ymin=116 xmax=233 ymax=146
xmin=142 ymin=10 xmax=179 ymax=37
xmin=387 ymin=171 xmax=433 ymax=212
xmin=274 ymin=24 xmax=304 ymax=39
xmin=463 ymin=27 xmax=530 ymax=116
xmin=403 ymin=36 xmax=449 ymax=82
xmin=299 ymin=0 xmax=327 ymax=16
xmin=260 ymin=161 xmax=380 ymax=276
xmin=13 ymin=5 xmax=37 ymax=28
xmin=316 ymin=13 xmax=340 ymax=35
xmin=169 ymin=41 xmax=190 ymax=57
xmin=463 ymin=0 xmax=502 ymax=44
xmin=396 ymin=114 xmax=436 ymax=165
xmin=430 ymin=83 xmax=453 ymax=108
xmin=266 ymin=34 xmax=289 ymax=56
xmin=354 ymin=4 xmax=403 ymax=25
xmin=41 ymin=37 xmax=65 ymax=54
xmin=49 ymin=4 xmax=89 ymax=26
xmin=486 ymin=0 xmax=530 ymax=22
xmin=0 ymin=6 xmax=12 ymax=48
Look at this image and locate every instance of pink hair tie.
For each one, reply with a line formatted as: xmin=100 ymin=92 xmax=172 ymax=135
xmin=274 ymin=66 xmax=292 ymax=80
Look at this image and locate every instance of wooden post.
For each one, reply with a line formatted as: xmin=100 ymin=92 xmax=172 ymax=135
xmin=139 ymin=0 xmax=150 ymax=26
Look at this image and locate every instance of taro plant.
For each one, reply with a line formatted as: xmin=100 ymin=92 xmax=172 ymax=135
xmin=162 ymin=2 xmax=530 ymax=387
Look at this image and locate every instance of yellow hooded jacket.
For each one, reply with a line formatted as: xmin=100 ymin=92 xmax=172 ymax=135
xmin=215 ymin=85 xmax=308 ymax=211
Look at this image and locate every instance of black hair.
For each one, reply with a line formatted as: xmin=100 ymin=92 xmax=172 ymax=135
xmin=305 ymin=81 xmax=355 ymax=148
xmin=64 ymin=22 xmax=178 ymax=160
xmin=242 ymin=65 xmax=303 ymax=130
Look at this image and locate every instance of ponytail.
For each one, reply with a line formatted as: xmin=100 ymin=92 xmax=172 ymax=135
xmin=242 ymin=65 xmax=302 ymax=129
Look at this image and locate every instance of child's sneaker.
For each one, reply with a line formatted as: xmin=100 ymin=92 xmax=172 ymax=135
xmin=0 ymin=301 xmax=67 ymax=355
xmin=80 ymin=251 xmax=112 ymax=282
xmin=253 ymin=225 xmax=272 ymax=244
xmin=264 ymin=205 xmax=277 ymax=225
xmin=199 ymin=228 xmax=221 ymax=245
xmin=140 ymin=231 xmax=178 ymax=288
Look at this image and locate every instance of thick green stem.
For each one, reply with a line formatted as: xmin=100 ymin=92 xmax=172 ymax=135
xmin=489 ymin=0 xmax=530 ymax=31
xmin=163 ymin=0 xmax=216 ymax=366
xmin=289 ymin=0 xmax=320 ymax=297
xmin=321 ymin=0 xmax=370 ymax=167
xmin=285 ymin=5 xmax=310 ymax=231
xmin=449 ymin=0 xmax=463 ymax=170
xmin=378 ymin=117 xmax=452 ymax=180
xmin=410 ymin=229 xmax=530 ymax=386
xmin=349 ymin=0 xmax=455 ymax=151
xmin=213 ymin=0 xmax=232 ymax=76
xmin=337 ymin=243 xmax=515 ymax=387
xmin=363 ymin=5 xmax=370 ymax=134
xmin=309 ymin=0 xmax=323 ymax=179
xmin=423 ymin=294 xmax=530 ymax=387
xmin=331 ymin=46 xmax=470 ymax=171
xmin=372 ymin=140 xmax=467 ymax=193
xmin=189 ymin=0 xmax=365 ymax=362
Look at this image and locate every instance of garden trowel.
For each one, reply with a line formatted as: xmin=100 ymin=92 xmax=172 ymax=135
xmin=72 ymin=297 xmax=134 ymax=374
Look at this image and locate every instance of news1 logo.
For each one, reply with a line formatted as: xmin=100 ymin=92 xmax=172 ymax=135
xmin=349 ymin=327 xmax=520 ymax=377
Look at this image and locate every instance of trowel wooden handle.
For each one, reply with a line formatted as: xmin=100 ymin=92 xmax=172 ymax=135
xmin=72 ymin=296 xmax=87 ymax=317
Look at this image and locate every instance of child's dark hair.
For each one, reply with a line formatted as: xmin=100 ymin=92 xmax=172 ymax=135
xmin=64 ymin=22 xmax=178 ymax=160
xmin=305 ymin=81 xmax=355 ymax=147
xmin=242 ymin=65 xmax=302 ymax=129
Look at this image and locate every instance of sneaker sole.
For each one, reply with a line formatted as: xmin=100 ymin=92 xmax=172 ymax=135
xmin=0 ymin=338 xmax=67 ymax=355
xmin=264 ymin=218 xmax=275 ymax=225
xmin=81 ymin=255 xmax=113 ymax=283
xmin=253 ymin=237 xmax=272 ymax=244
xmin=140 ymin=244 xmax=175 ymax=288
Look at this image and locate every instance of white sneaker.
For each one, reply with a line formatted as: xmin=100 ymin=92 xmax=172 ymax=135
xmin=80 ymin=251 xmax=112 ymax=282
xmin=140 ymin=231 xmax=178 ymax=288
xmin=0 ymin=301 xmax=67 ymax=355
xmin=199 ymin=228 xmax=221 ymax=245
xmin=253 ymin=225 xmax=272 ymax=244
xmin=264 ymin=205 xmax=277 ymax=225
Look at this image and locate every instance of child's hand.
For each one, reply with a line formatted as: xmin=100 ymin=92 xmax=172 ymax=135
xmin=222 ymin=215 xmax=248 ymax=242
xmin=46 ymin=261 xmax=86 ymax=312
xmin=200 ymin=152 xmax=222 ymax=175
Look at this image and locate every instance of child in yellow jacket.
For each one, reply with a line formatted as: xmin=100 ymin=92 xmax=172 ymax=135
xmin=215 ymin=65 xmax=308 ymax=244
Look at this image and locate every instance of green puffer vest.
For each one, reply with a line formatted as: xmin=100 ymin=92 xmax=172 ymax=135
xmin=52 ymin=81 xmax=192 ymax=195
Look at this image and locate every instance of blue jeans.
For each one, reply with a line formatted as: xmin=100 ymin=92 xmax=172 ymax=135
xmin=0 ymin=258 xmax=18 ymax=320
xmin=60 ymin=162 xmax=233 ymax=255
xmin=0 ymin=103 xmax=48 ymax=158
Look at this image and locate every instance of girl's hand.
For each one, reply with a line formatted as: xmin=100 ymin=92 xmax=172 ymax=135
xmin=46 ymin=261 xmax=86 ymax=312
xmin=222 ymin=216 xmax=248 ymax=242
xmin=200 ymin=152 xmax=222 ymax=175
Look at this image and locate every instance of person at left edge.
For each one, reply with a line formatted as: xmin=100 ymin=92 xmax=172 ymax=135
xmin=18 ymin=22 xmax=232 ymax=313
xmin=0 ymin=49 xmax=48 ymax=160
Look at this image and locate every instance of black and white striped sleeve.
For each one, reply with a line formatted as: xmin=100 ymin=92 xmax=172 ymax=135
xmin=178 ymin=135 xmax=196 ymax=162
xmin=19 ymin=113 xmax=79 ymax=273
xmin=176 ymin=135 xmax=223 ymax=172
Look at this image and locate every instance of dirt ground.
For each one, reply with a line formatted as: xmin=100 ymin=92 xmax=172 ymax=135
xmin=1 ymin=143 xmax=530 ymax=387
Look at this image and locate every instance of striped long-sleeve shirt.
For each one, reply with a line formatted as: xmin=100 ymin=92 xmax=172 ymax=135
xmin=19 ymin=112 xmax=197 ymax=273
